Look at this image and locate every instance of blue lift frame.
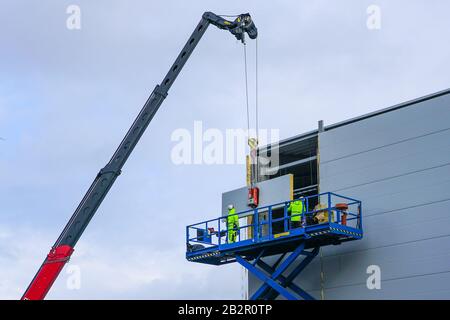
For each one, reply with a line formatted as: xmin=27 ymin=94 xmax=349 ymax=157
xmin=186 ymin=192 xmax=363 ymax=300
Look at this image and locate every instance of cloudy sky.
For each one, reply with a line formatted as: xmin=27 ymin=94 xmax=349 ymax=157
xmin=1 ymin=0 xmax=449 ymax=299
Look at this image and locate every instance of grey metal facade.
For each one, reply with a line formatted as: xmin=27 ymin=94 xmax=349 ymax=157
xmin=248 ymin=89 xmax=450 ymax=299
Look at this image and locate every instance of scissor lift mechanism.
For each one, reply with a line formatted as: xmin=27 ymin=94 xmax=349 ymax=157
xmin=186 ymin=192 xmax=363 ymax=300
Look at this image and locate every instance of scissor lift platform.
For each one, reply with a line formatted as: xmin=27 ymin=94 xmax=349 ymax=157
xmin=186 ymin=192 xmax=363 ymax=300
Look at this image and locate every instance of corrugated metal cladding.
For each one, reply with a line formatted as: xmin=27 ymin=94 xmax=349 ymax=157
xmin=318 ymin=92 xmax=450 ymax=299
xmin=248 ymin=90 xmax=450 ymax=299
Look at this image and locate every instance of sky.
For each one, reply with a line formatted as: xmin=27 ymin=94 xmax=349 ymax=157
xmin=0 ymin=0 xmax=449 ymax=299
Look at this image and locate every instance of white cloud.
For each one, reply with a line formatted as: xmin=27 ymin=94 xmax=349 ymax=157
xmin=0 ymin=225 xmax=241 ymax=299
xmin=1 ymin=0 xmax=449 ymax=299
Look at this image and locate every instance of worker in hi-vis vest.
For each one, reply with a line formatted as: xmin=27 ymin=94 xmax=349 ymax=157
xmin=227 ymin=204 xmax=239 ymax=243
xmin=288 ymin=198 xmax=305 ymax=229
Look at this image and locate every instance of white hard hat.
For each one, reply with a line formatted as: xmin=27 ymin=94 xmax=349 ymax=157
xmin=228 ymin=204 xmax=234 ymax=210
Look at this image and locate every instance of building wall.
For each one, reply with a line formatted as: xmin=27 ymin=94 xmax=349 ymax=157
xmin=318 ymin=92 xmax=450 ymax=299
xmin=248 ymin=91 xmax=450 ymax=299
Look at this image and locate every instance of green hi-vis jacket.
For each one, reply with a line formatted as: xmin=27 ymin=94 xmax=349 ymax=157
xmin=227 ymin=208 xmax=239 ymax=228
xmin=288 ymin=200 xmax=304 ymax=222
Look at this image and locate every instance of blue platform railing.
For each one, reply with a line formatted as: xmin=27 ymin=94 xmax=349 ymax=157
xmin=186 ymin=192 xmax=362 ymax=252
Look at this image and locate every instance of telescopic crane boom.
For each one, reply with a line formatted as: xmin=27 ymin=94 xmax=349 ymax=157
xmin=22 ymin=11 xmax=257 ymax=300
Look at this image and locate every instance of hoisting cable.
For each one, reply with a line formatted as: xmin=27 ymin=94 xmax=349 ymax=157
xmin=243 ymin=35 xmax=260 ymax=185
xmin=255 ymin=37 xmax=260 ymax=183
xmin=243 ymin=41 xmax=251 ymax=134
xmin=243 ymin=39 xmax=254 ymax=188
xmin=255 ymin=37 xmax=259 ymax=144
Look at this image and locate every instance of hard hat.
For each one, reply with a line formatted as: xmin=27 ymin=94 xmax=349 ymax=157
xmin=228 ymin=204 xmax=234 ymax=210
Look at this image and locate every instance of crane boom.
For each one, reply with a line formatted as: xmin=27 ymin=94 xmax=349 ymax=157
xmin=22 ymin=11 xmax=257 ymax=300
